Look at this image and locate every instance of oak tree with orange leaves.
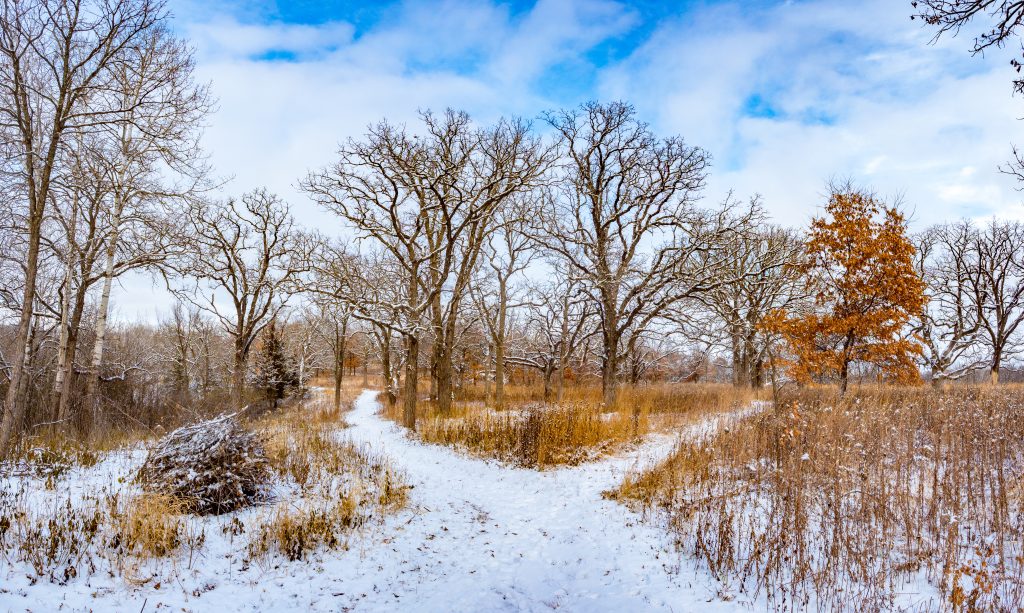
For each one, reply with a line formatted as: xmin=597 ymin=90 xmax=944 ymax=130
xmin=765 ymin=188 xmax=926 ymax=394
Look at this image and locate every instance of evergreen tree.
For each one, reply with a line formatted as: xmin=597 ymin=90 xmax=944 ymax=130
xmin=252 ymin=319 xmax=298 ymax=408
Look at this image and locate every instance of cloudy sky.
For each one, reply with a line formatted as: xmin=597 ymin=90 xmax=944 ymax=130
xmin=165 ymin=0 xmax=1023 ymax=223
xmin=114 ymin=0 xmax=1024 ymax=319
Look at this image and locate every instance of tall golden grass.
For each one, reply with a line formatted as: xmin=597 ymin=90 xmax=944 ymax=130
xmin=612 ymin=384 xmax=1024 ymax=610
xmin=380 ymin=382 xmax=762 ymax=469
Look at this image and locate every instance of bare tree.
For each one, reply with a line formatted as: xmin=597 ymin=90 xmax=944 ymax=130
xmin=172 ymin=190 xmax=306 ymax=410
xmin=311 ymin=295 xmax=354 ymax=412
xmin=513 ymin=271 xmax=596 ymax=402
xmin=371 ymin=320 xmax=399 ymax=404
xmin=0 ymin=0 xmax=191 ymax=452
xmin=49 ymin=130 xmax=198 ymax=427
xmin=282 ymin=310 xmax=330 ymax=397
xmin=959 ymin=219 xmax=1024 ymax=383
xmin=913 ymin=1 xmax=1024 ymax=181
xmin=913 ymin=1 xmax=1024 ymax=91
xmin=913 ymin=223 xmax=987 ymax=383
xmin=304 ymin=110 xmax=551 ymax=427
xmin=539 ymin=101 xmax=750 ymax=407
xmin=686 ymin=220 xmax=805 ymax=388
xmin=81 ymin=23 xmax=211 ymax=411
xmin=471 ymin=199 xmax=535 ymax=409
xmin=157 ymin=302 xmax=203 ymax=403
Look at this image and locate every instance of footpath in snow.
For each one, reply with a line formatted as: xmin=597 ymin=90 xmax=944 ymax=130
xmin=0 ymin=390 xmax=754 ymax=612
xmin=324 ymin=390 xmax=750 ymax=612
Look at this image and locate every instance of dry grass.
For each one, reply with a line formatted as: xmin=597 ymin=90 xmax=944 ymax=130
xmin=416 ymin=402 xmax=641 ymax=468
xmin=246 ymin=388 xmax=409 ymax=562
xmin=0 ymin=486 xmax=206 ymax=582
xmin=382 ymin=382 xmax=761 ymax=469
xmin=112 ymin=493 xmax=200 ymax=560
xmin=247 ymin=455 xmax=407 ymax=563
xmin=611 ymin=384 xmax=1024 ymax=610
xmin=0 ymin=384 xmax=407 ymax=582
xmin=455 ymin=382 xmax=760 ymax=417
xmin=257 ymin=393 xmax=351 ymax=488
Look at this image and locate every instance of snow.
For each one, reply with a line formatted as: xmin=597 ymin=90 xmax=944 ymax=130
xmin=0 ymin=390 xmax=754 ymax=612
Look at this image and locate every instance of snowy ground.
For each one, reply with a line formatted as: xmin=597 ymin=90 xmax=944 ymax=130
xmin=1 ymin=390 xmax=755 ymax=612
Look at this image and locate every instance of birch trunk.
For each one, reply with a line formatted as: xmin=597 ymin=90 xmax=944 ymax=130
xmin=82 ymin=193 xmax=125 ymax=410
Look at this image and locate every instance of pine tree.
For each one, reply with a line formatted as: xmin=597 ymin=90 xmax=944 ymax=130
xmin=252 ymin=319 xmax=298 ymax=408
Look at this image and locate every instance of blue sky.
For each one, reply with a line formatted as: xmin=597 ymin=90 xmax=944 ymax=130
xmin=160 ymin=0 xmax=1021 ymax=233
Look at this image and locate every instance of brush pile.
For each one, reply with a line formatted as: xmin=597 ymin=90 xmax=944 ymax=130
xmin=139 ymin=413 xmax=271 ymax=515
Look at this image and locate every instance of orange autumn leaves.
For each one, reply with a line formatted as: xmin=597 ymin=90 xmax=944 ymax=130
xmin=765 ymin=189 xmax=926 ymax=392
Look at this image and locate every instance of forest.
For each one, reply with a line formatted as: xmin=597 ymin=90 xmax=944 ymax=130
xmin=0 ymin=0 xmax=1023 ymax=611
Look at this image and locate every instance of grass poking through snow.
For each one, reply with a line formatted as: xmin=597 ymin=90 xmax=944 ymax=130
xmin=611 ymin=385 xmax=1024 ymax=610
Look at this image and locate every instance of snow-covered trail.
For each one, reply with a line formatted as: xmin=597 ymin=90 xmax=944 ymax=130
xmin=333 ymin=389 xmax=752 ymax=612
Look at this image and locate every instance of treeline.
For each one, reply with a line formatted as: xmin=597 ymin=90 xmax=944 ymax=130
xmin=2 ymin=0 xmax=1024 ymax=452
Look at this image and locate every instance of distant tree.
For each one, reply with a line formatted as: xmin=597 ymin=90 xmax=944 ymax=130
xmin=251 ymin=319 xmax=296 ymax=409
xmin=304 ymin=110 xmax=550 ymax=427
xmin=471 ymin=197 xmax=535 ymax=409
xmin=765 ymin=187 xmax=927 ymax=394
xmin=173 ymin=190 xmax=306 ymax=410
xmin=538 ymin=101 xmax=750 ymax=408
xmin=913 ymin=223 xmax=987 ymax=384
xmin=681 ymin=210 xmax=806 ymax=389
xmin=963 ymin=219 xmax=1024 ymax=383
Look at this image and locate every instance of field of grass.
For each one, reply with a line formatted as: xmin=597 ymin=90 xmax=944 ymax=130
xmin=381 ymin=382 xmax=763 ymax=469
xmin=610 ymin=384 xmax=1024 ymax=610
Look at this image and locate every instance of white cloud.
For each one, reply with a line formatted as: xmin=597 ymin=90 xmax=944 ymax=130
xmin=113 ymin=0 xmax=1024 ymax=319
xmin=597 ymin=0 xmax=1023 ymax=227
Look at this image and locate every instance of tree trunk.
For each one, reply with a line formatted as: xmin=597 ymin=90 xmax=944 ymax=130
xmin=494 ymin=278 xmax=507 ymax=409
xmin=232 ymin=343 xmax=246 ymax=411
xmin=483 ymin=343 xmax=491 ymax=405
xmin=83 ymin=198 xmax=125 ymax=412
xmin=428 ymin=350 xmax=438 ymax=402
xmin=403 ymin=334 xmax=418 ymax=430
xmin=494 ymin=339 xmax=505 ymax=410
xmin=557 ymin=290 xmax=572 ymax=404
xmin=602 ymin=336 xmax=619 ymax=408
xmin=601 ymin=288 xmax=620 ymax=409
xmin=362 ymin=345 xmax=369 ymax=386
xmin=0 ymin=214 xmax=43 ymax=454
xmin=56 ymin=292 xmax=87 ymax=429
xmin=433 ymin=312 xmax=459 ymax=415
xmin=333 ymin=319 xmax=348 ymax=411
xmin=333 ymin=347 xmax=343 ymax=412
xmin=731 ymin=331 xmax=743 ymax=387
xmin=435 ymin=343 xmax=454 ymax=415
xmin=556 ymin=363 xmax=566 ymax=404
xmin=991 ymin=349 xmax=1001 ymax=385
xmin=543 ymin=364 xmax=553 ymax=402
xmin=53 ymin=260 xmax=77 ymax=422
xmin=751 ymin=355 xmax=765 ymax=388
xmin=380 ymin=330 xmax=395 ymax=405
